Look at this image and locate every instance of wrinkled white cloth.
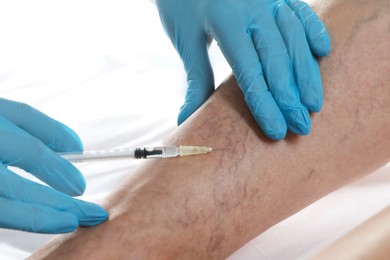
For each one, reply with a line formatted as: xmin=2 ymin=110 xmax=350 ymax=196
xmin=0 ymin=1 xmax=389 ymax=259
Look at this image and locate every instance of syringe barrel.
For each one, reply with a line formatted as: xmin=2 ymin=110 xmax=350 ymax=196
xmin=59 ymin=146 xmax=211 ymax=163
xmin=60 ymin=148 xmax=137 ymax=162
xmin=59 ymin=147 xmax=179 ymax=162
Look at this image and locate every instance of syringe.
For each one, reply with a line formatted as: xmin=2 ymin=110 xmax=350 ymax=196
xmin=59 ymin=145 xmax=212 ymax=163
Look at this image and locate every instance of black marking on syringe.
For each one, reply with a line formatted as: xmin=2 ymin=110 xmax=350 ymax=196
xmin=134 ymin=148 xmax=163 ymax=159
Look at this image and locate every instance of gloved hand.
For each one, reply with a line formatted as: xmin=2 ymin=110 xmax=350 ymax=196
xmin=155 ymin=0 xmax=331 ymax=140
xmin=0 ymin=98 xmax=107 ymax=234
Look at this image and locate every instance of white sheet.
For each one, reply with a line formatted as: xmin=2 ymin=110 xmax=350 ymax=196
xmin=0 ymin=1 xmax=389 ymax=259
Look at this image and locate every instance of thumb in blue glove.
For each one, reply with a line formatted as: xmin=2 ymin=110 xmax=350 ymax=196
xmin=0 ymin=98 xmax=107 ymax=233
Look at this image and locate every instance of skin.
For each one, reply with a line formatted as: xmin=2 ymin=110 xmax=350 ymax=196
xmin=30 ymin=0 xmax=390 ymax=259
xmin=313 ymin=205 xmax=390 ymax=260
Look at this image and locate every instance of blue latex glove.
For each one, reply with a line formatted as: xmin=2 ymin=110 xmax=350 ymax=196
xmin=0 ymin=98 xmax=108 ymax=234
xmin=156 ymin=0 xmax=331 ymax=140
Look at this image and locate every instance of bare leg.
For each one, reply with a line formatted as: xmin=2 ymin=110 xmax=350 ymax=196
xmin=313 ymin=204 xmax=390 ymax=259
xmin=31 ymin=0 xmax=390 ymax=259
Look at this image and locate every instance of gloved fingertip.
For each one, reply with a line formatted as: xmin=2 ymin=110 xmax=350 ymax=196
xmin=261 ymin=118 xmax=288 ymax=141
xmin=301 ymin=91 xmax=323 ymax=113
xmin=305 ymin=98 xmax=323 ymax=113
xmin=313 ymin=32 xmax=331 ymax=57
xmin=65 ymin=172 xmax=86 ymax=197
xmin=36 ymin=148 xmax=87 ymax=197
xmin=178 ymin=80 xmax=214 ymax=126
xmin=77 ymin=201 xmax=108 ymax=227
xmin=291 ymin=0 xmax=331 ymax=57
xmin=266 ymin=129 xmax=287 ymax=141
xmin=287 ymin=107 xmax=311 ymax=135
xmin=57 ymin=122 xmax=84 ymax=152
xmin=245 ymin=89 xmax=288 ymax=141
xmin=177 ymin=109 xmax=188 ymax=126
xmin=309 ymin=23 xmax=331 ymax=57
xmin=177 ymin=103 xmax=197 ymax=126
xmin=55 ymin=158 xmax=86 ymax=197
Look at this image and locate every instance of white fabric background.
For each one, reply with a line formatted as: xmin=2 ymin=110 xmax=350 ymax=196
xmin=0 ymin=1 xmax=389 ymax=259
